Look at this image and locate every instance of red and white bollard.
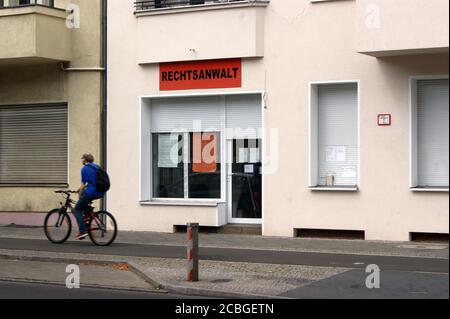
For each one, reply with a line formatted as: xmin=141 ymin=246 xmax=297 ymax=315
xmin=187 ymin=222 xmax=199 ymax=282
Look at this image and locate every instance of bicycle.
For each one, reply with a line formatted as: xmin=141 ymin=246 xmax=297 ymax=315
xmin=44 ymin=190 xmax=118 ymax=246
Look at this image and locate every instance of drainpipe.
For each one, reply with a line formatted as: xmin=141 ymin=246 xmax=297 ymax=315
xmin=100 ymin=0 xmax=108 ymax=211
xmin=60 ymin=0 xmax=108 ymax=212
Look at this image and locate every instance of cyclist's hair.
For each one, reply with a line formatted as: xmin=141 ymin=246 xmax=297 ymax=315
xmin=82 ymin=153 xmax=94 ymax=163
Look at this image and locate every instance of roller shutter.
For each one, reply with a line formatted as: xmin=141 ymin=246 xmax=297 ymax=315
xmin=0 ymin=103 xmax=68 ymax=185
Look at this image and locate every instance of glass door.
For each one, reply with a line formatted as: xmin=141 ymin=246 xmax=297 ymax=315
xmin=227 ymin=139 xmax=262 ymax=224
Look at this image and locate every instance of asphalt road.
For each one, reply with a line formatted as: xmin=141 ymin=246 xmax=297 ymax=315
xmin=0 ymin=280 xmax=206 ymax=299
xmin=280 ymin=269 xmax=449 ymax=299
xmin=0 ymin=238 xmax=448 ymax=273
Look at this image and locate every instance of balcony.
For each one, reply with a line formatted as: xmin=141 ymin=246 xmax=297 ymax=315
xmin=134 ymin=0 xmax=269 ymax=64
xmin=134 ymin=0 xmax=268 ymax=12
xmin=356 ymin=0 xmax=449 ymax=57
xmin=0 ymin=2 xmax=72 ymax=65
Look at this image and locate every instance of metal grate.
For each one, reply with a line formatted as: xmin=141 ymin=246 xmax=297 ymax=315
xmin=134 ymin=0 xmax=254 ymax=11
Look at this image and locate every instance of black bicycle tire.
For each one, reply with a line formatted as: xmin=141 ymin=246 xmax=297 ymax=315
xmin=88 ymin=211 xmax=118 ymax=246
xmin=44 ymin=208 xmax=72 ymax=244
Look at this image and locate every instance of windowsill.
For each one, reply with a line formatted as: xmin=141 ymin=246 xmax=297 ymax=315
xmin=134 ymin=0 xmax=270 ymax=17
xmin=410 ymin=187 xmax=449 ymax=193
xmin=140 ymin=200 xmax=223 ymax=207
xmin=309 ymin=186 xmax=359 ymax=192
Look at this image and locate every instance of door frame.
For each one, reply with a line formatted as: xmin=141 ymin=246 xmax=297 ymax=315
xmin=226 ymin=139 xmax=263 ymax=225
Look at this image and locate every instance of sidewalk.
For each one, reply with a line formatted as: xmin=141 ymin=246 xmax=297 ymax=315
xmin=0 ymin=226 xmax=448 ymax=298
xmin=0 ymin=249 xmax=349 ymax=298
xmin=1 ymin=225 xmax=448 ymax=258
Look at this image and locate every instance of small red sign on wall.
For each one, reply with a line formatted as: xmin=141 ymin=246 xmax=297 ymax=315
xmin=378 ymin=114 xmax=392 ymax=126
xmin=160 ymin=58 xmax=242 ymax=91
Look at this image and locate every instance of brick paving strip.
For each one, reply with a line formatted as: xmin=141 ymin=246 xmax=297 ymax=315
xmin=0 ymin=249 xmax=349 ymax=298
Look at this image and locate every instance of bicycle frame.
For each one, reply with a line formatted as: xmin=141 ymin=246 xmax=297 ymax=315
xmin=56 ymin=192 xmax=96 ymax=225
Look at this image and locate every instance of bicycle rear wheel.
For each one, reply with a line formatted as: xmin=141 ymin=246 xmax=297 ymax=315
xmin=88 ymin=211 xmax=117 ymax=246
xmin=44 ymin=209 xmax=72 ymax=244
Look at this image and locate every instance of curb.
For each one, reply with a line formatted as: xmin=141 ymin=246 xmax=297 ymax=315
xmin=126 ymin=261 xmax=164 ymax=290
xmin=161 ymin=283 xmax=293 ymax=299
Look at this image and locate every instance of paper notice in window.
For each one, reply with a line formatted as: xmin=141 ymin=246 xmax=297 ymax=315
xmin=249 ymin=148 xmax=260 ymax=164
xmin=326 ymin=146 xmax=346 ymax=162
xmin=336 ymin=146 xmax=346 ymax=162
xmin=326 ymin=147 xmax=336 ymax=162
xmin=342 ymin=167 xmax=357 ymax=178
xmin=244 ymin=164 xmax=254 ymax=174
xmin=158 ymin=134 xmax=179 ymax=168
xmin=238 ymin=148 xmax=249 ymax=163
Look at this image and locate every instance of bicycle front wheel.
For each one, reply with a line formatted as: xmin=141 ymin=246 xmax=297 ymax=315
xmin=88 ymin=211 xmax=117 ymax=246
xmin=44 ymin=209 xmax=72 ymax=244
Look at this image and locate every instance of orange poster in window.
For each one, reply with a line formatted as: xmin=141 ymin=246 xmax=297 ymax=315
xmin=192 ymin=133 xmax=217 ymax=173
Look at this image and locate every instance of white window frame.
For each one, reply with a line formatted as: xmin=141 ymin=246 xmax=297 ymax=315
xmin=308 ymin=80 xmax=361 ymax=192
xmin=139 ymin=91 xmax=265 ymax=206
xmin=409 ymin=75 xmax=449 ymax=192
xmin=150 ymin=131 xmax=224 ymax=203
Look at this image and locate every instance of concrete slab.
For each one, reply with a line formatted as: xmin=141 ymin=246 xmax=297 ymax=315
xmin=0 ymin=259 xmax=155 ymax=292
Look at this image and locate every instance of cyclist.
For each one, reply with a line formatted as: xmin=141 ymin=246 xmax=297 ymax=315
xmin=74 ymin=153 xmax=105 ymax=240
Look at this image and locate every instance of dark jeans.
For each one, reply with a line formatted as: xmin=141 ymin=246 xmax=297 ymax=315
xmin=74 ymin=193 xmax=100 ymax=233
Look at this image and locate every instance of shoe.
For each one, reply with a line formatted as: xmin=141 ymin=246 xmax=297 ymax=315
xmin=75 ymin=232 xmax=88 ymax=240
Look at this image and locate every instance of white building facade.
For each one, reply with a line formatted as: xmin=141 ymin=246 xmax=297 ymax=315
xmin=107 ymin=0 xmax=449 ymax=241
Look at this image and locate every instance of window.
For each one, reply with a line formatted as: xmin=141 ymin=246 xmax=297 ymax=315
xmin=0 ymin=0 xmax=42 ymax=7
xmin=0 ymin=103 xmax=68 ymax=185
xmin=1 ymin=0 xmax=54 ymax=8
xmin=310 ymin=82 xmax=359 ymax=189
xmin=141 ymin=93 xmax=262 ymax=202
xmin=152 ymin=133 xmax=185 ymax=198
xmin=152 ymin=132 xmax=221 ymax=199
xmin=411 ymin=78 xmax=449 ymax=189
xmin=188 ymin=132 xmax=221 ymax=199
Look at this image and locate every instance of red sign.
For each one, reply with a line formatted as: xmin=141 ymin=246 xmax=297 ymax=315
xmin=160 ymin=59 xmax=242 ymax=91
xmin=377 ymin=114 xmax=392 ymax=126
